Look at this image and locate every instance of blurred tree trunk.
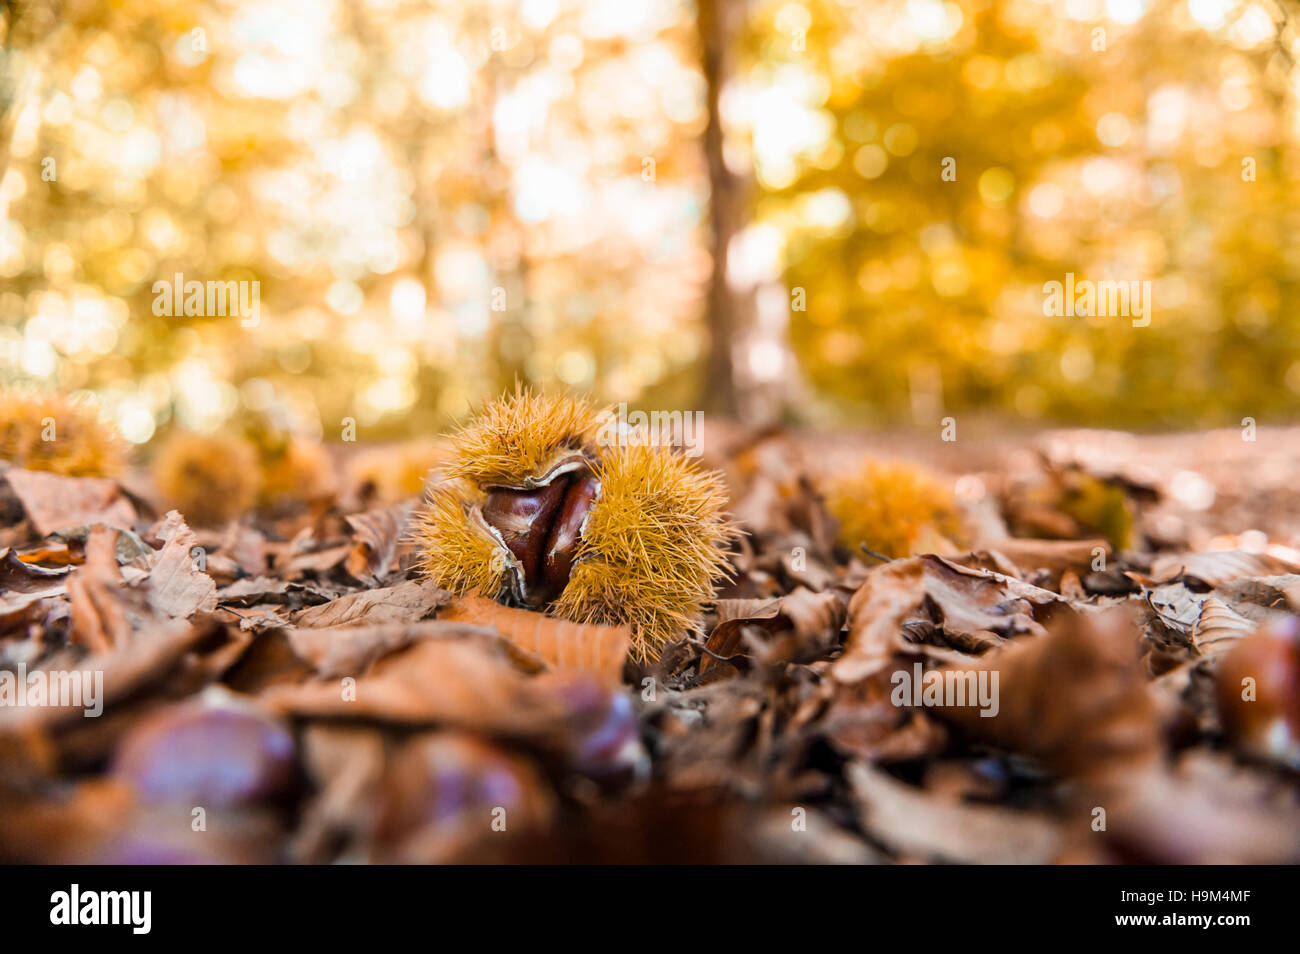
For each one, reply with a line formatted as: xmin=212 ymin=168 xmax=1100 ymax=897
xmin=697 ymin=0 xmax=746 ymax=418
xmin=0 ymin=1 xmax=55 ymax=175
xmin=481 ymin=73 xmax=532 ymax=395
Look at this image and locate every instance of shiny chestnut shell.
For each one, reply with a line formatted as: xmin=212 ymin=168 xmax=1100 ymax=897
xmin=111 ymin=699 xmax=297 ymax=808
xmin=480 ymin=465 xmax=599 ymax=606
xmin=1215 ymin=617 xmax=1300 ymax=768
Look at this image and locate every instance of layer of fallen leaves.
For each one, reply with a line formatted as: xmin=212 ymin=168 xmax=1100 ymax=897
xmin=2 ymin=427 xmax=1299 ymax=864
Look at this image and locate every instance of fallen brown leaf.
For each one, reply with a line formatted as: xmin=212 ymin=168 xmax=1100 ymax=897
xmin=931 ymin=606 xmax=1160 ymax=785
xmin=146 ymin=511 xmax=217 ymax=618
xmin=439 ymin=594 xmax=630 ymax=685
xmin=67 ymin=526 xmax=150 ymax=652
xmin=344 ymin=503 xmax=411 ymax=581
xmin=285 ymin=619 xmax=542 ymax=678
xmin=258 ymin=635 xmax=569 ymax=736
xmin=0 ymin=548 xmax=72 ymax=594
xmin=218 ymin=576 xmax=335 ymax=609
xmin=4 ymin=468 xmax=136 ymax=538
xmin=1151 ymin=549 xmax=1300 ymax=587
xmin=1191 ymin=597 xmax=1256 ymax=657
xmin=291 ymin=578 xmax=448 ymax=628
xmin=969 ymin=537 xmax=1110 ymax=588
xmin=834 ymin=554 xmax=1060 ymax=683
xmin=703 ymin=586 xmax=846 ymax=675
xmin=847 ymin=762 xmax=1062 ymax=863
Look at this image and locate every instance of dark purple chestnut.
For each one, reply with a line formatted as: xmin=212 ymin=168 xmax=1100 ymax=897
xmin=110 ymin=694 xmax=296 ymax=808
xmin=374 ymin=732 xmax=552 ymax=863
xmin=537 ymin=672 xmax=646 ymax=785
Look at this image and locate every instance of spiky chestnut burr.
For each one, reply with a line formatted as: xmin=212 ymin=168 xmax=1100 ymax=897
xmin=347 ymin=439 xmax=449 ymax=503
xmin=152 ymin=430 xmax=261 ymax=527
xmin=414 ymin=389 xmax=737 ymax=661
xmin=0 ymin=389 xmax=127 ymax=477
xmin=826 ymin=457 xmax=965 ymax=559
xmin=256 ymin=436 xmax=335 ymax=510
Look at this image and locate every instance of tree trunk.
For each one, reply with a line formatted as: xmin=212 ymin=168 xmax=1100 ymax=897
xmin=697 ymin=0 xmax=744 ymax=418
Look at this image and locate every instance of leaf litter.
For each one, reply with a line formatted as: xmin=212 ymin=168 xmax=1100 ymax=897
xmin=2 ymin=429 xmax=1299 ymax=863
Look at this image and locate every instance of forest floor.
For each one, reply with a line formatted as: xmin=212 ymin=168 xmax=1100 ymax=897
xmin=2 ymin=423 xmax=1299 ymax=863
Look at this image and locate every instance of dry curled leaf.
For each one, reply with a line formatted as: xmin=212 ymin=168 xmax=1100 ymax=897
xmin=822 ymin=671 xmax=949 ymax=763
xmin=67 ymin=526 xmax=150 ymax=652
xmin=146 ymin=510 xmax=217 ymax=619
xmin=834 ymin=554 xmax=1060 ymax=684
xmin=1211 ymin=574 xmax=1300 ymax=614
xmin=703 ymin=586 xmax=846 ymax=674
xmin=291 ymin=579 xmax=448 ymax=628
xmin=285 ymin=619 xmax=540 ymax=678
xmin=3 ymin=468 xmax=136 ymax=538
xmin=0 ymin=590 xmax=55 ymax=635
xmin=969 ymin=537 xmax=1110 ymax=589
xmin=218 ymin=576 xmax=334 ymax=609
xmin=439 ymin=594 xmax=630 ymax=685
xmin=1191 ymin=597 xmax=1256 ymax=657
xmin=847 ymin=762 xmax=1061 ymax=864
xmin=344 ymin=503 xmax=412 ymax=581
xmin=0 ymin=548 xmax=72 ymax=594
xmin=1151 ymin=549 xmax=1300 ymax=588
xmin=930 ymin=606 xmax=1160 ymax=785
xmin=258 ymin=635 xmax=569 ymax=736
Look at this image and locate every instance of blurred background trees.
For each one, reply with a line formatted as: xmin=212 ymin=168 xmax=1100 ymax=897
xmin=2 ymin=0 xmax=1299 ymax=448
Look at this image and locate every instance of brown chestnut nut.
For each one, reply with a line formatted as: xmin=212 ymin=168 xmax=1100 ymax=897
xmin=111 ymin=692 xmax=297 ymax=808
xmin=374 ymin=732 xmax=553 ymax=863
xmin=536 ymin=672 xmax=646 ymax=785
xmin=1214 ymin=616 xmax=1300 ymax=769
xmin=479 ymin=465 xmax=600 ymax=607
xmin=92 ymin=809 xmax=284 ymax=865
xmin=416 ymin=390 xmax=737 ymax=661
